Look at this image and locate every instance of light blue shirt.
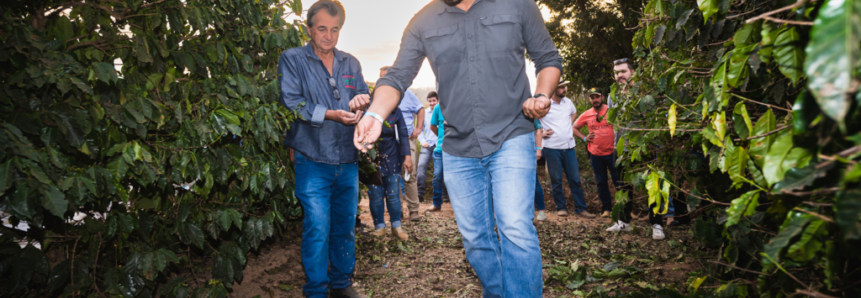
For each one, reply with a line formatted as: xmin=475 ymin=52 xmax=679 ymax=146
xmin=398 ymin=89 xmax=424 ymax=136
xmin=418 ymin=106 xmax=437 ymax=146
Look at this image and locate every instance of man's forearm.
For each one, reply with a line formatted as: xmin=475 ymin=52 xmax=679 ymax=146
xmin=414 ymin=108 xmax=425 ymax=132
xmin=365 ymin=85 xmax=401 ymax=121
xmin=572 ymin=126 xmax=586 ymax=140
xmin=535 ymin=67 xmax=561 ymax=98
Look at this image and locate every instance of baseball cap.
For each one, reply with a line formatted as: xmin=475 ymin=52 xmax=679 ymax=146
xmin=558 ymin=79 xmax=570 ymax=86
xmin=588 ymin=88 xmax=601 ymax=96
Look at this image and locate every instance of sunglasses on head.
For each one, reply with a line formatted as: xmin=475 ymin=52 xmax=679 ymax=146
xmin=613 ymin=58 xmax=629 ymax=65
xmin=328 ymin=77 xmax=341 ymax=100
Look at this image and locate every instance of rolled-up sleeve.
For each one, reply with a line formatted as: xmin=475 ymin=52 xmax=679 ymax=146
xmin=278 ymin=53 xmax=327 ymax=127
xmin=377 ymin=21 xmax=426 ymax=98
xmin=521 ymin=0 xmax=563 ymax=75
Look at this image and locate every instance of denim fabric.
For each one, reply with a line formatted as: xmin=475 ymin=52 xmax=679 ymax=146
xmin=590 ymin=153 xmax=621 ymax=212
xmin=432 ymin=150 xmax=448 ymax=208
xmin=534 ymin=172 xmax=546 ymax=211
xmin=443 ymin=132 xmax=542 ymax=298
xmin=543 ymin=148 xmax=588 ymax=213
xmin=417 ymin=145 xmax=435 ymax=199
xmin=367 ymin=174 xmax=402 ymax=229
xmin=278 ymin=44 xmax=369 ymax=165
xmin=293 ymin=152 xmax=358 ymax=297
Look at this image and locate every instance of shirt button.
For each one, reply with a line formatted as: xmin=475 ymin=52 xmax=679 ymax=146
xmin=469 ymin=57 xmax=474 ymax=61
xmin=468 ymin=35 xmax=473 ymax=39
xmin=472 ymin=81 xmax=477 ymax=84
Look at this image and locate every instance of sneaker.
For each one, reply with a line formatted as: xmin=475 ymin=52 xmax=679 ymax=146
xmin=536 ymin=211 xmax=547 ymax=221
xmin=606 ymin=220 xmax=632 ymax=232
xmin=574 ymin=211 xmax=597 ymax=218
xmin=426 ymin=206 xmax=441 ymax=212
xmin=410 ymin=211 xmax=421 ymax=222
xmin=370 ymin=228 xmax=386 ymax=238
xmin=390 ymin=227 xmax=409 ymax=241
xmin=329 ymin=285 xmax=368 ymax=298
xmin=557 ymin=210 xmax=569 ymax=217
xmin=601 ymin=211 xmax=611 ymax=218
xmin=652 ymin=224 xmax=665 ymax=240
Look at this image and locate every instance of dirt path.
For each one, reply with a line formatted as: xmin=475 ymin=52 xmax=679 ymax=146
xmin=225 ymin=168 xmax=711 ymax=297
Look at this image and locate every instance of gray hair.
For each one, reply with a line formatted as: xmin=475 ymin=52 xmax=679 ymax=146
xmin=307 ymin=0 xmax=346 ymax=29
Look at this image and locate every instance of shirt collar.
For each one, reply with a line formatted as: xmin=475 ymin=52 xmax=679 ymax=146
xmin=439 ymin=0 xmax=495 ymax=14
xmin=302 ymin=43 xmax=348 ymax=61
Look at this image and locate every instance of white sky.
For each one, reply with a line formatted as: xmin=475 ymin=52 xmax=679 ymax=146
xmin=286 ymin=0 xmax=552 ymax=89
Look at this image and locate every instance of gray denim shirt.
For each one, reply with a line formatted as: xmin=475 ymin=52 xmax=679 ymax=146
xmin=377 ymin=0 xmax=563 ymax=158
xmin=278 ymin=44 xmax=370 ymax=165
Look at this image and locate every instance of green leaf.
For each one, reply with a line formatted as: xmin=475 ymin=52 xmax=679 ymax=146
xmin=732 ymin=102 xmax=753 ymax=139
xmin=11 ymin=183 xmax=35 ymax=219
xmin=134 ymin=35 xmax=153 ymax=64
xmin=187 ymin=223 xmax=205 ymax=249
xmin=726 ymin=190 xmax=759 ymax=227
xmin=668 ymin=104 xmax=677 ymax=138
xmin=724 ymin=137 xmax=748 ymax=183
xmin=835 ymin=190 xmax=861 ymax=240
xmin=241 ymin=54 xmax=254 ymax=73
xmin=48 ymin=259 xmax=71 ymax=292
xmin=697 ymin=0 xmax=719 ymax=23
xmin=748 ymin=109 xmax=776 ymax=168
xmin=94 ymin=62 xmax=118 ymax=83
xmin=804 ymin=0 xmax=861 ymax=126
xmin=763 ymin=213 xmax=811 ymax=266
xmin=0 ymin=160 xmax=11 ymax=195
xmin=219 ymin=210 xmax=232 ymax=231
xmin=69 ymin=77 xmax=92 ymax=94
xmin=291 ymin=0 xmax=303 ymax=16
xmin=763 ymin=131 xmax=793 ymax=186
xmin=645 ymin=172 xmax=663 ymax=215
xmin=728 ymin=45 xmax=754 ymax=88
xmin=787 ymin=218 xmax=827 ymax=262
xmin=734 ymin=21 xmax=761 ymax=47
xmin=774 ymin=27 xmax=805 ymax=86
xmin=40 ymin=185 xmax=68 ymax=218
xmin=712 ymin=111 xmax=727 ymax=142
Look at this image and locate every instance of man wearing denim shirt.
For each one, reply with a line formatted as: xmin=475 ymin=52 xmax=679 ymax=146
xmin=277 ymin=1 xmax=369 ymax=297
xmin=349 ymin=0 xmax=562 ymax=296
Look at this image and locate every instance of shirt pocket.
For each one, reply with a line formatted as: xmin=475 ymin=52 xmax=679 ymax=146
xmin=422 ymin=24 xmax=463 ymax=64
xmin=479 ymin=15 xmax=523 ymax=53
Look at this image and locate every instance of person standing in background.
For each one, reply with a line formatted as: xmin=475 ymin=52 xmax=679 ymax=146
xmin=416 ymin=91 xmax=439 ymax=201
xmin=379 ymin=66 xmax=424 ymax=222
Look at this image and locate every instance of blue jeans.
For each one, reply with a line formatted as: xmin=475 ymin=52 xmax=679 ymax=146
xmin=544 ymin=148 xmax=588 ymax=213
xmin=432 ymin=150 xmax=448 ymax=208
xmin=293 ymin=152 xmax=358 ymax=297
xmin=443 ymin=133 xmax=542 ymax=297
xmin=590 ymin=153 xmax=621 ymax=212
xmin=534 ymin=172 xmax=545 ymax=211
xmin=417 ymin=145 xmax=435 ymax=198
xmin=367 ymin=174 xmax=402 ymax=229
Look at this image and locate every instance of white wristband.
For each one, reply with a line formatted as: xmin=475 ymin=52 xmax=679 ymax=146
xmin=364 ymin=111 xmax=384 ymax=124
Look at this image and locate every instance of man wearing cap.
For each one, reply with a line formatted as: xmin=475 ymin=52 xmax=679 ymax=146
xmin=538 ymin=80 xmax=596 ymax=218
xmin=572 ymin=89 xmax=622 ymax=222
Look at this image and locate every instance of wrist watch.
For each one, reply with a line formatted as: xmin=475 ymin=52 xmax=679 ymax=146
xmin=533 ymin=93 xmax=548 ymax=99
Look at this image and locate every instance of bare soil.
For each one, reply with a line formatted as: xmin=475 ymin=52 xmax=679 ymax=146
xmin=208 ymin=165 xmax=710 ymax=297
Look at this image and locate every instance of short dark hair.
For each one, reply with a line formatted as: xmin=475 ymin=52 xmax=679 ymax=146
xmin=307 ymin=0 xmax=345 ymax=29
xmin=427 ymin=91 xmax=438 ymax=99
xmin=614 ymin=59 xmax=635 ymax=71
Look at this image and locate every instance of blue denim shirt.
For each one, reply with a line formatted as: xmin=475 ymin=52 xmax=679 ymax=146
xmin=278 ymin=44 xmax=370 ymax=165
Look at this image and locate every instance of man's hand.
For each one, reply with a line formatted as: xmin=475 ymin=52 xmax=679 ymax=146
xmin=522 ymin=96 xmax=552 ymax=119
xmin=410 ymin=129 xmax=421 ymax=140
xmin=421 ymin=142 xmax=430 ymax=148
xmin=585 ymin=133 xmax=596 ymax=143
xmin=348 ymin=94 xmax=371 ymax=112
xmin=354 ymin=116 xmax=382 ymax=152
xmin=543 ymin=128 xmax=554 ymax=138
xmin=403 ymin=155 xmax=413 ymax=174
xmin=536 ymin=149 xmax=542 ymax=160
xmin=325 ymin=110 xmax=363 ymax=125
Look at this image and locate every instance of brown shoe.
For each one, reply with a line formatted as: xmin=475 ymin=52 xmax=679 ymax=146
xmin=390 ymin=227 xmax=409 ymax=241
xmin=426 ymin=206 xmax=441 ymax=212
xmin=601 ymin=211 xmax=611 ymax=218
xmin=410 ymin=211 xmax=421 ymax=222
xmin=370 ymin=228 xmax=386 ymax=238
xmin=557 ymin=210 xmax=569 ymax=217
xmin=576 ymin=211 xmax=597 ymax=218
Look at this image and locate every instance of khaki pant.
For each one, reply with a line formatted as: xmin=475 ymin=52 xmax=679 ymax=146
xmin=401 ymin=140 xmax=419 ymax=212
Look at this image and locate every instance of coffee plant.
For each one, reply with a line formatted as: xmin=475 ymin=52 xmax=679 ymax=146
xmin=0 ymin=0 xmax=307 ymax=296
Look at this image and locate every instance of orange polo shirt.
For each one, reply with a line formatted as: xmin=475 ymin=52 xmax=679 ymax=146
xmin=574 ymin=105 xmax=616 ymax=156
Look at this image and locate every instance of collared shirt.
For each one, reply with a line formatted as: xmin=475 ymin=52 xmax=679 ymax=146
xmin=377 ymin=109 xmax=411 ymax=177
xmin=398 ymin=89 xmax=424 ymax=136
xmin=278 ymin=43 xmax=370 ymax=165
xmin=377 ymin=0 xmax=563 ymax=158
xmin=430 ymin=105 xmax=445 ymax=153
xmin=539 ymin=97 xmax=578 ymax=150
xmin=418 ymin=105 xmax=438 ymax=146
xmin=574 ymin=105 xmax=616 ymax=156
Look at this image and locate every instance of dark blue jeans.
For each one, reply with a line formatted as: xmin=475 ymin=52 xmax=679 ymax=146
xmin=544 ymin=148 xmax=588 ymax=213
xmin=590 ymin=153 xmax=621 ymax=212
xmin=535 ymin=172 xmax=545 ymax=211
xmin=293 ymin=152 xmax=358 ymax=297
xmin=367 ymin=174 xmax=402 ymax=229
xmin=432 ymin=150 xmax=448 ymax=208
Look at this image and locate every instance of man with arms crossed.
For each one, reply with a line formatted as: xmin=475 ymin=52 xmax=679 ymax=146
xmin=278 ymin=1 xmax=368 ymax=297
xmin=350 ymin=0 xmax=562 ymax=296
xmin=539 ymin=80 xmax=596 ymax=219
xmin=379 ymin=66 xmax=425 ymax=220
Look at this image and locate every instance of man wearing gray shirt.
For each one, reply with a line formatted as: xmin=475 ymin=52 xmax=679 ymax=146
xmin=350 ymin=0 xmax=562 ymax=296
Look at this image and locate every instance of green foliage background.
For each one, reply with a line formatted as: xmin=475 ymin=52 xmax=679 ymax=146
xmin=0 ymin=0 xmax=307 ymax=296
xmin=543 ymin=0 xmax=861 ymax=296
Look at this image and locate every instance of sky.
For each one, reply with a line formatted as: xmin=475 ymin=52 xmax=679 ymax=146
xmin=286 ymin=0 xmax=552 ymax=90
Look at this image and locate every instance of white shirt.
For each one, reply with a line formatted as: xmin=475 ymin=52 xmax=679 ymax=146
xmin=418 ymin=106 xmax=437 ymax=147
xmin=539 ymin=97 xmax=578 ymax=150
